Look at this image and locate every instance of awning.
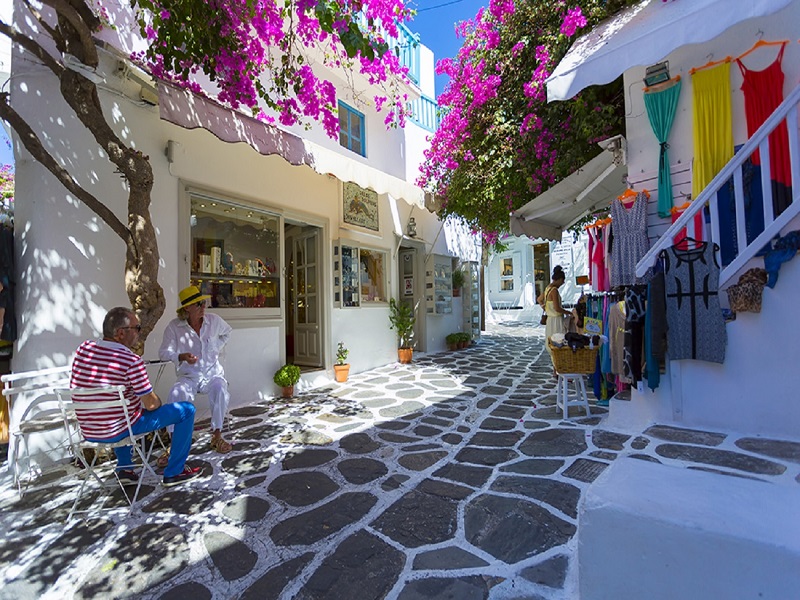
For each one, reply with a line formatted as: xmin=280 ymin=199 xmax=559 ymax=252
xmin=510 ymin=140 xmax=627 ymax=241
xmin=546 ymin=0 xmax=793 ymax=102
xmin=158 ymin=82 xmax=425 ymax=207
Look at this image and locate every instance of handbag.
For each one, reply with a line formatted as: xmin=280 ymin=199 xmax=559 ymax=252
xmin=726 ymin=268 xmax=767 ymax=313
xmin=540 ymin=313 xmax=548 ymax=325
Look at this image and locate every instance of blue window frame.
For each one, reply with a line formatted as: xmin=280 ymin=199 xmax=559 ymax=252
xmin=338 ymin=101 xmax=365 ymax=157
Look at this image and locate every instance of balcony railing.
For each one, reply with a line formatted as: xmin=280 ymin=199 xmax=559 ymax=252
xmin=408 ymin=94 xmax=439 ymax=132
xmin=356 ymin=16 xmax=420 ymax=86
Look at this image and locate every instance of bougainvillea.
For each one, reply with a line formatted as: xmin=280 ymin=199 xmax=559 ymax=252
xmin=0 ymin=165 xmax=13 ymax=209
xmin=130 ymin=0 xmax=415 ymax=137
xmin=419 ymin=1 xmax=638 ymax=246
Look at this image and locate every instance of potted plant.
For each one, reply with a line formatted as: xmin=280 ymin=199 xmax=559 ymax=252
xmin=445 ymin=333 xmax=460 ymax=351
xmin=389 ymin=298 xmax=416 ymax=364
xmin=334 ymin=341 xmax=350 ymax=382
xmin=451 ymin=268 xmax=465 ymax=297
xmin=273 ymin=363 xmax=301 ymax=398
xmin=457 ymin=332 xmax=471 ymax=349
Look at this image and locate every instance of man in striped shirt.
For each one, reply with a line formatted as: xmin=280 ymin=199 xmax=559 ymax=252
xmin=70 ymin=307 xmax=201 ymax=487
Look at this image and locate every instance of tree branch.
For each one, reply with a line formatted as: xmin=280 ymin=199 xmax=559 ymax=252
xmin=0 ymin=20 xmax=63 ymax=76
xmin=0 ymin=92 xmax=130 ymax=240
xmin=20 ymin=0 xmax=59 ymax=43
xmin=40 ymin=0 xmax=99 ymax=65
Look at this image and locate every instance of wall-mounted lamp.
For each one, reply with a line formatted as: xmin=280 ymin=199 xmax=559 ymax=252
xmin=643 ymin=61 xmax=670 ymax=87
xmin=406 ymin=217 xmax=417 ymax=238
xmin=165 ymin=140 xmax=178 ymax=164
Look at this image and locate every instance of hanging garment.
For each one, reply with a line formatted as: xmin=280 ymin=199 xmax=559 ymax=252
xmin=671 ymin=202 xmax=705 ymax=250
xmin=623 ymin=286 xmax=647 ymax=385
xmin=692 ymin=63 xmax=734 ymax=201
xmin=644 ymin=78 xmax=682 ymax=217
xmin=587 ymin=227 xmax=595 ymax=288
xmin=763 ymin=230 xmax=800 ymax=288
xmin=610 ymin=194 xmax=650 ymax=287
xmin=590 ymin=226 xmax=607 ymax=292
xmin=608 ymin=301 xmax=628 ymax=379
xmin=662 ymin=242 xmax=727 ymax=363
xmin=736 ymin=44 xmax=792 ymax=215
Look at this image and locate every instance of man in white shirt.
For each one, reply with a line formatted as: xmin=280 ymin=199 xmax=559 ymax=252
xmin=159 ymin=286 xmax=233 ymax=454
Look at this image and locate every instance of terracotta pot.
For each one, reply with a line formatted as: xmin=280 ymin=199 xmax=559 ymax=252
xmin=398 ymin=348 xmax=413 ymax=364
xmin=453 ymin=287 xmax=461 ymax=297
xmin=281 ymin=386 xmax=294 ymax=398
xmin=458 ymin=341 xmax=468 ymax=349
xmin=334 ymin=363 xmax=350 ymax=382
xmin=447 ymin=343 xmax=458 ymax=351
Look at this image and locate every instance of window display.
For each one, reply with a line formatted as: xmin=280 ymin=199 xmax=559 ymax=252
xmin=335 ymin=242 xmax=387 ymax=307
xmin=190 ymin=195 xmax=280 ymax=310
xmin=425 ymin=254 xmax=453 ymax=314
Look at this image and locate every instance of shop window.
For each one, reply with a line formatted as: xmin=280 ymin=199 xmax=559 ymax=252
xmin=339 ymin=101 xmax=365 ymax=157
xmin=189 ymin=194 xmax=280 ymax=312
xmin=500 ymin=257 xmax=514 ymax=291
xmin=335 ymin=242 xmax=387 ymax=307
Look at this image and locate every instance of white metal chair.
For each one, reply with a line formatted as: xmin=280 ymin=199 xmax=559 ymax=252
xmin=55 ymin=385 xmax=162 ymax=521
xmin=2 ymin=366 xmax=73 ymax=495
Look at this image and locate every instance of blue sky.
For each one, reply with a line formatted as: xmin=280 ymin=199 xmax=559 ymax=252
xmin=0 ymin=127 xmax=11 ymax=167
xmin=406 ymin=0 xmax=488 ymax=97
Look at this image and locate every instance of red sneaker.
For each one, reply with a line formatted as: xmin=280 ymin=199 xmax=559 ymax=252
xmin=162 ymin=466 xmax=202 ymax=487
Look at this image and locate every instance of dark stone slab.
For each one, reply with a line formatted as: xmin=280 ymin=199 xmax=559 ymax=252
xmin=457 ymin=425 xmax=471 ymax=433
xmin=270 ymin=492 xmax=378 ymax=546
xmin=397 ymin=575 xmax=494 ymax=600
xmin=240 ymin=553 xmax=314 ymax=600
xmin=592 ymin=430 xmax=631 ymax=451
xmin=401 ymin=443 xmax=441 ymax=452
xmin=655 ymin=444 xmax=786 ymax=475
xmin=500 ymin=458 xmax=564 ymax=476
xmin=421 ymin=416 xmax=452 ymax=427
xmin=432 ymin=462 xmax=493 ymax=488
xmin=735 ymin=438 xmax=800 ymax=464
xmin=296 ymin=530 xmax=404 ymax=600
xmin=441 ymin=433 xmax=463 ymax=445
xmin=562 ymin=458 xmax=609 ymax=483
xmin=340 ymin=432 xmax=382 ymax=454
xmin=338 ymin=458 xmax=389 ymax=484
xmin=375 ymin=420 xmax=410 ymax=430
xmin=268 ymin=472 xmax=339 ymax=506
xmin=230 ymin=405 xmax=270 ymax=417
xmin=413 ymin=425 xmax=443 ymax=437
xmin=142 ymin=489 xmax=217 ymax=515
xmin=412 ymin=547 xmax=489 ymax=570
xmin=418 ymin=478 xmax=473 ymax=500
xmin=281 ymin=449 xmax=338 ymax=470
xmin=398 ymin=451 xmax=449 ymax=471
xmin=476 ymin=398 xmax=498 ymax=409
xmin=205 ymin=531 xmax=257 ymax=581
xmin=631 ymin=436 xmax=650 ymax=450
xmin=229 ymin=418 xmax=265 ymax=432
xmin=4 ymin=520 xmax=114 ymax=598
xmin=236 ymin=475 xmax=267 ymax=490
xmin=402 ymin=412 xmax=424 ymax=420
xmin=221 ymin=452 xmax=275 ymax=477
xmin=521 ymin=554 xmax=569 ymax=588
xmin=433 ymin=409 xmax=461 ymax=419
xmin=159 ymin=581 xmax=212 ymax=600
xmin=519 ymin=428 xmax=587 ymax=457
xmin=455 ymin=447 xmax=518 ymax=466
xmin=590 ymin=451 xmax=617 ymax=461
xmin=479 ymin=417 xmax=517 ymax=431
xmin=491 ymin=475 xmax=581 ymax=518
xmin=523 ymin=420 xmax=551 ymax=430
xmin=465 ymin=376 xmax=490 ymax=385
xmin=468 ymin=431 xmax=524 ymax=447
xmin=223 ymin=495 xmax=272 ymax=522
xmin=372 ymin=489 xmax=459 ymax=548
xmin=483 ymin=385 xmax=510 ymax=395
xmin=382 ymin=474 xmax=410 ymax=491
xmin=490 ymin=405 xmax=527 ymax=419
xmin=379 ymin=432 xmax=422 ymax=444
xmin=644 ymin=425 xmax=726 ymax=446
xmin=465 ymin=494 xmax=576 ymax=563
xmin=76 ymin=523 xmax=189 ymax=598
xmin=237 ymin=423 xmax=283 ymax=441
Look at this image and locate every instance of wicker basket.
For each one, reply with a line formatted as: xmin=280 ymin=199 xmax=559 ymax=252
xmin=549 ymin=341 xmax=599 ymax=374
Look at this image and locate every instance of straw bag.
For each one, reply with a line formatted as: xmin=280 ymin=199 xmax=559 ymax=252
xmin=726 ymin=268 xmax=767 ymax=313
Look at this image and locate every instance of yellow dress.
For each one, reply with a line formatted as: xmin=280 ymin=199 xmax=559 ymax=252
xmin=692 ymin=62 xmax=734 ymax=199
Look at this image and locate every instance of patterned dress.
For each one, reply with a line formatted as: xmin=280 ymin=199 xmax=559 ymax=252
xmin=610 ymin=194 xmax=650 ymax=287
xmin=662 ymin=242 xmax=726 ymax=363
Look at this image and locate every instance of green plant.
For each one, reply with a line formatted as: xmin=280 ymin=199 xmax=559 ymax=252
xmin=451 ymin=268 xmax=465 ymax=290
xmin=445 ymin=333 xmax=460 ymax=345
xmin=388 ymin=298 xmax=416 ymax=349
xmin=273 ymin=364 xmax=301 ymax=387
xmin=336 ymin=341 xmax=349 ymax=365
xmin=457 ymin=332 xmax=472 ymax=343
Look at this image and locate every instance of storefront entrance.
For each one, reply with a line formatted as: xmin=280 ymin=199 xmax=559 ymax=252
xmin=285 ymin=223 xmax=323 ymax=368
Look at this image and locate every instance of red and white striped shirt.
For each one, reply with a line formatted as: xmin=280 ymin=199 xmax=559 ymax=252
xmin=70 ymin=339 xmax=152 ymax=440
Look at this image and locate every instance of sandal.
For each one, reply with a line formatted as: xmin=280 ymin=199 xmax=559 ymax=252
xmin=210 ymin=436 xmax=233 ymax=454
xmin=156 ymin=450 xmax=170 ymax=469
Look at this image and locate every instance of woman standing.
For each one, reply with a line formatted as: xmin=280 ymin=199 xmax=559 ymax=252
xmin=538 ymin=266 xmax=572 ymax=373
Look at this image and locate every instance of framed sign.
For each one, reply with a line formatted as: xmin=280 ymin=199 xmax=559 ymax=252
xmin=404 ymin=276 xmax=414 ymax=296
xmin=343 ymin=182 xmax=379 ymax=232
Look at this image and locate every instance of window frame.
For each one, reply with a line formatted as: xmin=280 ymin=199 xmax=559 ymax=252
xmin=181 ymin=187 xmax=284 ymax=321
xmin=499 ymin=256 xmax=515 ymax=292
xmin=338 ymin=101 xmax=366 ymax=157
xmin=334 ymin=240 xmax=388 ymax=308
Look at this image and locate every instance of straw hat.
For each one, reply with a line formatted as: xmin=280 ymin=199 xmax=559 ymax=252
xmin=177 ymin=285 xmax=211 ymax=312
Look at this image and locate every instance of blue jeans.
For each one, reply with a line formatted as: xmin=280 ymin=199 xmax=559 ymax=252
xmin=86 ymin=402 xmax=195 ymax=478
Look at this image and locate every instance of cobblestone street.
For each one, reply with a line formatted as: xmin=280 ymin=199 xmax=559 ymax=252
xmin=1 ymin=322 xmax=798 ymax=600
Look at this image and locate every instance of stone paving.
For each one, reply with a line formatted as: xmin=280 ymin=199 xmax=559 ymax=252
xmin=0 ymin=322 xmax=798 ymax=600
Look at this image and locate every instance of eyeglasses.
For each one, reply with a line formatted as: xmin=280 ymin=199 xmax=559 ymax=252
xmin=120 ymin=325 xmax=142 ymax=332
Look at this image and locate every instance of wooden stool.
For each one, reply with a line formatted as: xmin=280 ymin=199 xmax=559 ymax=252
xmin=556 ymin=373 xmax=591 ymax=419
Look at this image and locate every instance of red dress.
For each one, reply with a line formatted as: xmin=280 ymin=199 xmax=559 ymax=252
xmin=736 ymin=44 xmax=792 ymax=215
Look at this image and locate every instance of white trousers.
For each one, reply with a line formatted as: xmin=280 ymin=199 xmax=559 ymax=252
xmin=167 ymin=375 xmax=230 ymax=432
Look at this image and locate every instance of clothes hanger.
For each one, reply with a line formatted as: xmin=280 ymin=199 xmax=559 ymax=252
xmin=736 ymin=39 xmax=788 ymax=62
xmin=643 ymin=74 xmax=681 ymax=94
xmin=617 ymin=188 xmax=637 ymax=204
xmin=689 ymin=56 xmax=731 ymax=76
xmin=670 ymin=201 xmax=692 ymax=213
